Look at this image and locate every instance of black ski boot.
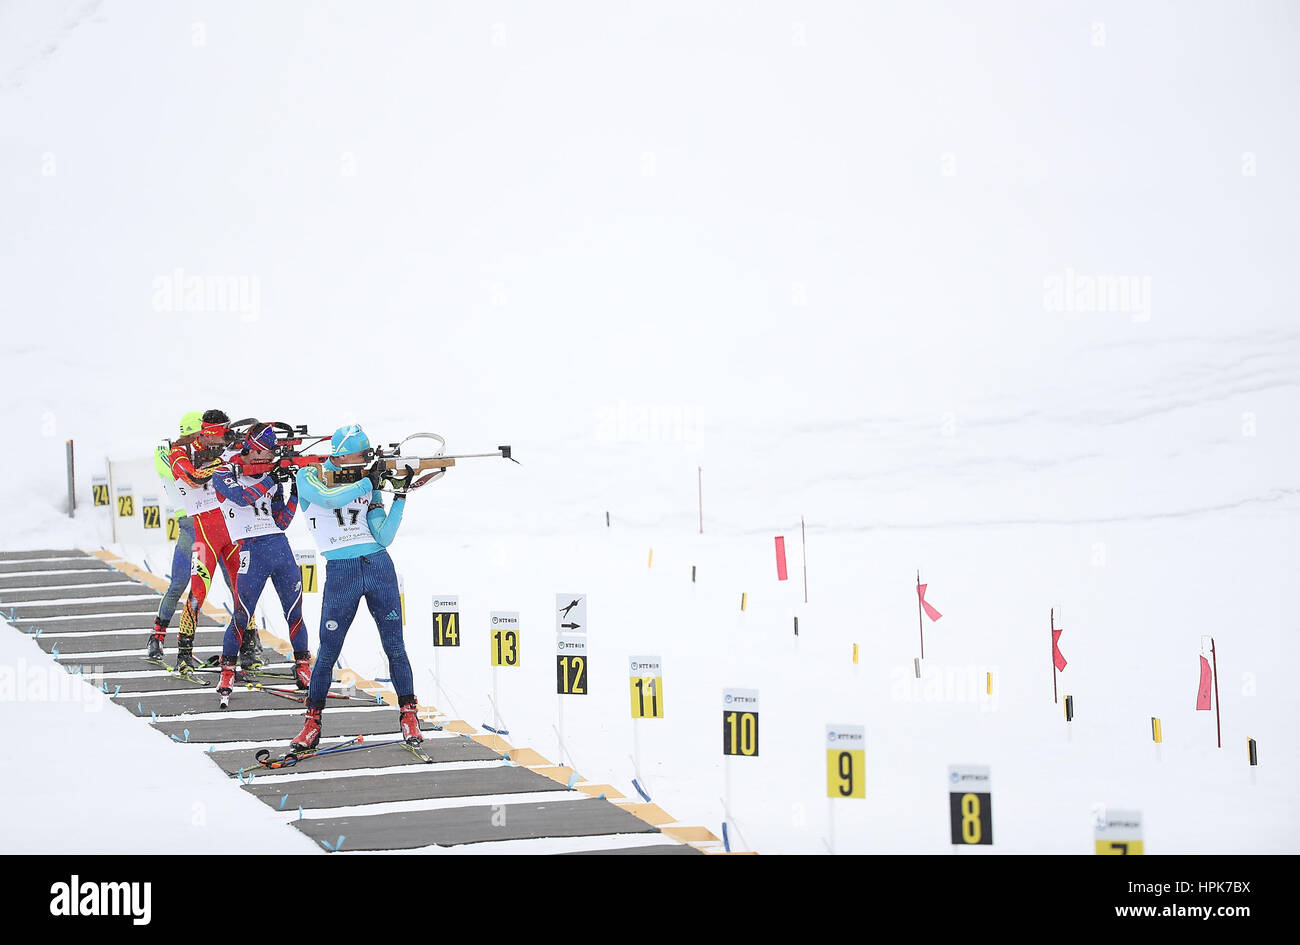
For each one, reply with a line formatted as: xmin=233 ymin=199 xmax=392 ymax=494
xmin=239 ymin=631 xmax=262 ymax=672
xmin=145 ymin=618 xmax=166 ymax=661
xmin=175 ymin=632 xmax=199 ymax=676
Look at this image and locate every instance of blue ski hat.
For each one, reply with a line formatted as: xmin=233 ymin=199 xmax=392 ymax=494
xmin=245 ymin=423 xmax=277 ymax=452
xmin=325 ymin=424 xmax=370 ymax=470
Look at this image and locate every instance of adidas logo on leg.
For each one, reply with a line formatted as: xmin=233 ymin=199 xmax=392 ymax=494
xmin=385 ymin=609 xmax=400 ymax=620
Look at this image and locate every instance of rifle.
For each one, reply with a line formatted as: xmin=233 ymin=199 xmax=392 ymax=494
xmin=223 ymin=420 xmax=331 ymax=481
xmin=364 ymin=434 xmax=518 ymax=491
xmin=217 ymin=423 xmax=517 ymax=490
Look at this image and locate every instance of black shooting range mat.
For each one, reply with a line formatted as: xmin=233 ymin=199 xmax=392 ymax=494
xmin=0 ymin=571 xmax=137 ymax=590
xmin=153 ymin=708 xmax=442 ymax=743
xmin=292 ymin=798 xmax=660 ymax=851
xmin=18 ymin=612 xmax=222 ymax=633
xmin=563 ymin=844 xmax=703 ymax=855
xmin=5 ymin=548 xmax=697 ymax=855
xmin=96 ymin=664 xmax=294 ymax=693
xmin=242 ymin=764 xmax=565 ymax=810
xmin=0 ymin=559 xmax=112 ymax=575
xmin=0 ymin=583 xmax=163 ymax=604
xmin=34 ymin=629 xmax=228 ymax=654
xmin=9 ymin=598 xmax=162 ymax=619
xmin=206 ymin=734 xmax=500 ymax=776
xmin=0 ymin=549 xmax=91 ymax=561
xmin=117 ymin=685 xmax=362 ymax=717
xmin=56 ymin=647 xmax=226 ymax=673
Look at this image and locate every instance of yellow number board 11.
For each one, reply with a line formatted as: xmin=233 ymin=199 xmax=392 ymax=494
xmin=629 ymin=655 xmax=664 ymax=718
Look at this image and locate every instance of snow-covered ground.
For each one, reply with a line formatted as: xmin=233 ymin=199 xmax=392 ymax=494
xmin=1 ymin=1 xmax=1297 ymax=853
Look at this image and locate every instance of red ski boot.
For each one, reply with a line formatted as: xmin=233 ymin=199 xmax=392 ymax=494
xmin=294 ymin=651 xmax=312 ymax=690
xmin=399 ymin=699 xmax=423 ymax=745
xmin=291 ymin=707 xmax=322 ymax=752
xmin=217 ymin=659 xmax=236 ymax=709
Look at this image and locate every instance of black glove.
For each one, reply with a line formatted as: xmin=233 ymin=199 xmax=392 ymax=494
xmin=366 ymin=464 xmax=386 ymax=490
xmin=270 ymin=464 xmax=294 ymax=484
xmin=393 ymin=469 xmax=414 ymax=499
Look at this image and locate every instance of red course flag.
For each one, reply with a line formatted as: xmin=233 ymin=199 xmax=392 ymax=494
xmin=774 ymin=536 xmax=788 ymax=581
xmin=1052 ymin=628 xmax=1067 ymax=672
xmin=917 ymin=583 xmax=942 ymax=622
xmin=1196 ymin=656 xmax=1213 ymax=710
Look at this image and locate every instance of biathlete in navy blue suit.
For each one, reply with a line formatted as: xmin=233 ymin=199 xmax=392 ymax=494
xmin=211 ymin=423 xmax=313 ymax=703
xmin=289 ymin=423 xmax=422 ymax=750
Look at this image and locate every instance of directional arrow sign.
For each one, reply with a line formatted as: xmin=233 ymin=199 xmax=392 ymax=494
xmin=556 ymin=594 xmax=586 ymax=636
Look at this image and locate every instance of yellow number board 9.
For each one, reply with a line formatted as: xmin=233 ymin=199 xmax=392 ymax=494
xmin=826 ymin=725 xmax=865 ymax=799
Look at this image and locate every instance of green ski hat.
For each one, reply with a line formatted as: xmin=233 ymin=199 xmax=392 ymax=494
xmin=179 ymin=411 xmax=204 ymax=437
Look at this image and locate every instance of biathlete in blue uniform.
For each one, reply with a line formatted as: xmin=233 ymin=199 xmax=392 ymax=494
xmin=290 ymin=424 xmax=422 ymax=750
xmin=211 ymin=423 xmax=312 ymax=702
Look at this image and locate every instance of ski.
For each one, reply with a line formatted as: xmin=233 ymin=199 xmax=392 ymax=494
xmin=141 ymin=657 xmax=212 ymax=686
xmin=244 ymin=683 xmax=357 ymax=703
xmin=253 ymin=736 xmax=407 ymax=769
xmin=400 ymin=742 xmax=434 ymax=763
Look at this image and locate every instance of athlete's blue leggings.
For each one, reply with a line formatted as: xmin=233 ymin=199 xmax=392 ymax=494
xmin=307 ymin=550 xmax=413 ymax=707
xmin=222 ymin=533 xmax=307 ymax=660
xmin=156 ymin=516 xmax=195 ymax=625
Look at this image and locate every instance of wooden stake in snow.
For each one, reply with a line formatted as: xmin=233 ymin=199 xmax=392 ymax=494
xmin=1211 ymin=638 xmax=1222 ymax=749
xmin=1052 ymin=609 xmax=1058 ymax=705
xmin=917 ymin=571 xmax=925 ymax=660
xmin=801 ymin=516 xmax=808 ymax=603
xmin=698 ymin=467 xmax=703 ymax=535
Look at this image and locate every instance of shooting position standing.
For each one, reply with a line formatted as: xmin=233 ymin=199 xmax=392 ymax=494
xmin=163 ymin=409 xmax=258 ymax=674
xmin=211 ymin=422 xmax=312 ymax=706
xmin=289 ymin=424 xmax=423 ymax=750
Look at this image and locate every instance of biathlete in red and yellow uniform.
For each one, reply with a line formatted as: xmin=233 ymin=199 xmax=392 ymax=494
xmin=167 ymin=409 xmax=244 ymax=672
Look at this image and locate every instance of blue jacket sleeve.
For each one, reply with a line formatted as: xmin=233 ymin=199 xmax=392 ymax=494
xmin=271 ymin=481 xmax=298 ymax=530
xmin=296 ymin=466 xmax=371 ymax=509
xmin=366 ymin=493 xmax=406 ymax=547
xmin=212 ymin=465 xmax=273 ymax=507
